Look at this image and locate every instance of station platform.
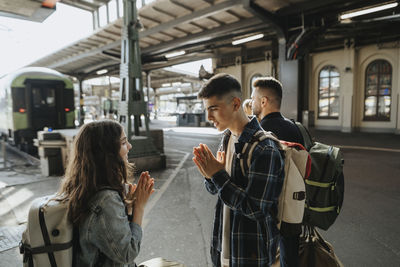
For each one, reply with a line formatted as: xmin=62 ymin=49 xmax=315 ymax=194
xmin=1 ymin=120 xmax=400 ymax=266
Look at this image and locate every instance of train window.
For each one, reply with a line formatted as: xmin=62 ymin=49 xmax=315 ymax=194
xmin=32 ymin=87 xmax=56 ymax=107
xmin=12 ymin=88 xmax=26 ymax=112
xmin=46 ymin=88 xmax=56 ymax=107
xmin=32 ymin=88 xmax=43 ymax=108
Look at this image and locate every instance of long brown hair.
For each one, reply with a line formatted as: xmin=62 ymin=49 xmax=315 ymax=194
xmin=58 ymin=120 xmax=132 ymax=225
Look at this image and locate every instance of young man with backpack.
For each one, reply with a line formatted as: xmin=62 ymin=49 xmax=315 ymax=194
xmin=251 ymin=77 xmax=304 ymax=267
xmin=192 ymin=73 xmax=285 ymax=267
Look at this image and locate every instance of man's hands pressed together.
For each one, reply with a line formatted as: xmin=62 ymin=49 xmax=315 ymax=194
xmin=192 ymin=143 xmax=226 ymax=179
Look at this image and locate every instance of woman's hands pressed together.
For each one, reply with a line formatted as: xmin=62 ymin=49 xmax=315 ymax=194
xmin=134 ymin=171 xmax=155 ymax=209
xmin=125 ymin=171 xmax=155 ymax=226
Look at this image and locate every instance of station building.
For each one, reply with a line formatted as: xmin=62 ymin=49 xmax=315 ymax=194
xmin=214 ymin=41 xmax=400 ymax=134
xmin=2 ymin=0 xmax=400 ymax=134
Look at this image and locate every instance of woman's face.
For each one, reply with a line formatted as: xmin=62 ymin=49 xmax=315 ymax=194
xmin=119 ymin=130 xmax=132 ymax=162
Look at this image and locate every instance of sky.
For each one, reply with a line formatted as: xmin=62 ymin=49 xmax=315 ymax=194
xmin=0 ymin=2 xmax=212 ymax=79
xmin=0 ymin=3 xmax=93 ymax=77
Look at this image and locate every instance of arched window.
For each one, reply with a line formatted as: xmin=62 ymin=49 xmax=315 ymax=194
xmin=364 ymin=60 xmax=392 ymax=121
xmin=318 ymin=66 xmax=340 ymax=118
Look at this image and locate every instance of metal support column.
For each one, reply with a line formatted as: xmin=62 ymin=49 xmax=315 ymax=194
xmin=1 ymin=139 xmax=6 ymax=168
xmin=118 ymin=0 xmax=164 ymax=169
xmin=153 ymin=88 xmax=158 ymax=120
xmin=277 ymin=37 xmax=286 ymax=81
xmin=146 ymin=71 xmax=151 ymax=123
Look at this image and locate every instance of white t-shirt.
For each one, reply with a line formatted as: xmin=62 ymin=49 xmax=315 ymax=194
xmin=221 ymin=134 xmax=238 ymax=267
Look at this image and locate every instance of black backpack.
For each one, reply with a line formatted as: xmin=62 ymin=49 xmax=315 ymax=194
xmin=295 ymin=122 xmax=345 ymax=230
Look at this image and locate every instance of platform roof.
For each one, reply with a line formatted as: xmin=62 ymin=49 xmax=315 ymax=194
xmin=18 ymin=0 xmax=400 ymax=81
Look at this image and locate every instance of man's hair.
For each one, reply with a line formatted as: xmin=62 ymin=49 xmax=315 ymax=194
xmin=253 ymin=77 xmax=283 ymax=108
xmin=198 ymin=73 xmax=242 ymax=99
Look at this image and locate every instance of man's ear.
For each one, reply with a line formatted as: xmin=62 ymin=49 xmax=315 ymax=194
xmin=261 ymin=96 xmax=268 ymax=107
xmin=232 ymin=97 xmax=241 ymax=111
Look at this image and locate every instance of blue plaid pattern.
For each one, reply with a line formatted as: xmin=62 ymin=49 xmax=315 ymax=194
xmin=205 ymin=117 xmax=284 ymax=267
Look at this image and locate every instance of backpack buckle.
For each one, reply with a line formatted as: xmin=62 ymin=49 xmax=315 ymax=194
xmin=19 ymin=242 xmax=32 ymax=263
xmin=19 ymin=241 xmax=24 ymax=254
xmin=293 ymin=191 xmax=306 ymax=200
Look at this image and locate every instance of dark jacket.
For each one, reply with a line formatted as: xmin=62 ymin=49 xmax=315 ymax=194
xmin=205 ymin=117 xmax=285 ymax=267
xmin=260 ymin=112 xmax=304 ymax=236
xmin=259 ymin=112 xmax=304 ymax=145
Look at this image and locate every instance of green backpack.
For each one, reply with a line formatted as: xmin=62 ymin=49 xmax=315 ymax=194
xmin=295 ymin=122 xmax=345 ymax=231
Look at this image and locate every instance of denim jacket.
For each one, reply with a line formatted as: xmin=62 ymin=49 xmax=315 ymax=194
xmin=78 ymin=189 xmax=142 ymax=267
xmin=205 ymin=117 xmax=285 ymax=267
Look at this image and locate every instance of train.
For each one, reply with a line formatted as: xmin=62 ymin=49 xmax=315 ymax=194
xmin=0 ymin=67 xmax=75 ymax=153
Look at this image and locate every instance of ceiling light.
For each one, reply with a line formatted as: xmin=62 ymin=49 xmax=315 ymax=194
xmin=340 ymin=2 xmax=398 ymax=20
xmin=165 ymin=50 xmax=186 ymax=58
xmin=232 ymin=34 xmax=264 ymax=45
xmin=162 ymin=83 xmax=171 ymax=87
xmin=96 ymin=69 xmax=108 ymax=75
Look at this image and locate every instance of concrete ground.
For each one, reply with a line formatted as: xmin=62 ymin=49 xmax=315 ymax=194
xmin=1 ymin=119 xmax=400 ymax=266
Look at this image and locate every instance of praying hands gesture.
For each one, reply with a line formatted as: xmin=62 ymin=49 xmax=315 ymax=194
xmin=124 ymin=171 xmax=155 ymax=226
xmin=192 ymin=143 xmax=226 ymax=179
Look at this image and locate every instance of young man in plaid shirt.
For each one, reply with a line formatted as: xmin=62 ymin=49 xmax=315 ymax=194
xmin=193 ymin=73 xmax=285 ymax=267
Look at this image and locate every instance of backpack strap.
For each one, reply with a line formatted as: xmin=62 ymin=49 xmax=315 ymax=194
xmin=219 ymin=130 xmax=231 ymax=152
xmin=239 ymin=130 xmax=280 ymax=176
xmin=280 ymin=141 xmax=312 ymax=179
xmin=38 ymin=204 xmax=59 ymax=267
xmin=294 ymin=121 xmax=314 ymax=151
xmin=19 ymin=243 xmax=33 ymax=267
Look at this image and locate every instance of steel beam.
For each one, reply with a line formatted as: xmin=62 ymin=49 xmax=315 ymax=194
xmin=74 ymin=58 xmax=118 ymax=74
xmin=142 ymin=17 xmax=260 ymax=54
xmin=140 ymin=0 xmax=242 ymax=38
xmin=242 ymin=0 xmax=286 ymax=79
xmin=242 ymin=0 xmax=285 ymax=39
xmin=47 ymin=40 xmax=121 ymax=68
xmin=142 ymin=53 xmax=214 ymax=71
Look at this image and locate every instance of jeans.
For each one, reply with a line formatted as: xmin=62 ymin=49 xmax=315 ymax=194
xmin=279 ymin=235 xmax=299 ymax=267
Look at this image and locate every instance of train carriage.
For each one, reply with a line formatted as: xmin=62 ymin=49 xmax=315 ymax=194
xmin=0 ymin=67 xmax=75 ymax=153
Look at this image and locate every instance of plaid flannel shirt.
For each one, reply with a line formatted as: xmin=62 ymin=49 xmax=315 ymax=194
xmin=205 ymin=117 xmax=284 ymax=267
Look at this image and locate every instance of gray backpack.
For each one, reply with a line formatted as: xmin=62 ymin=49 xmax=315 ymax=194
xmin=20 ymin=194 xmax=77 ymax=267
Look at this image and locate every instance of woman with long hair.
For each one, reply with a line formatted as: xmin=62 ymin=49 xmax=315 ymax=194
xmin=58 ymin=120 xmax=154 ymax=266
